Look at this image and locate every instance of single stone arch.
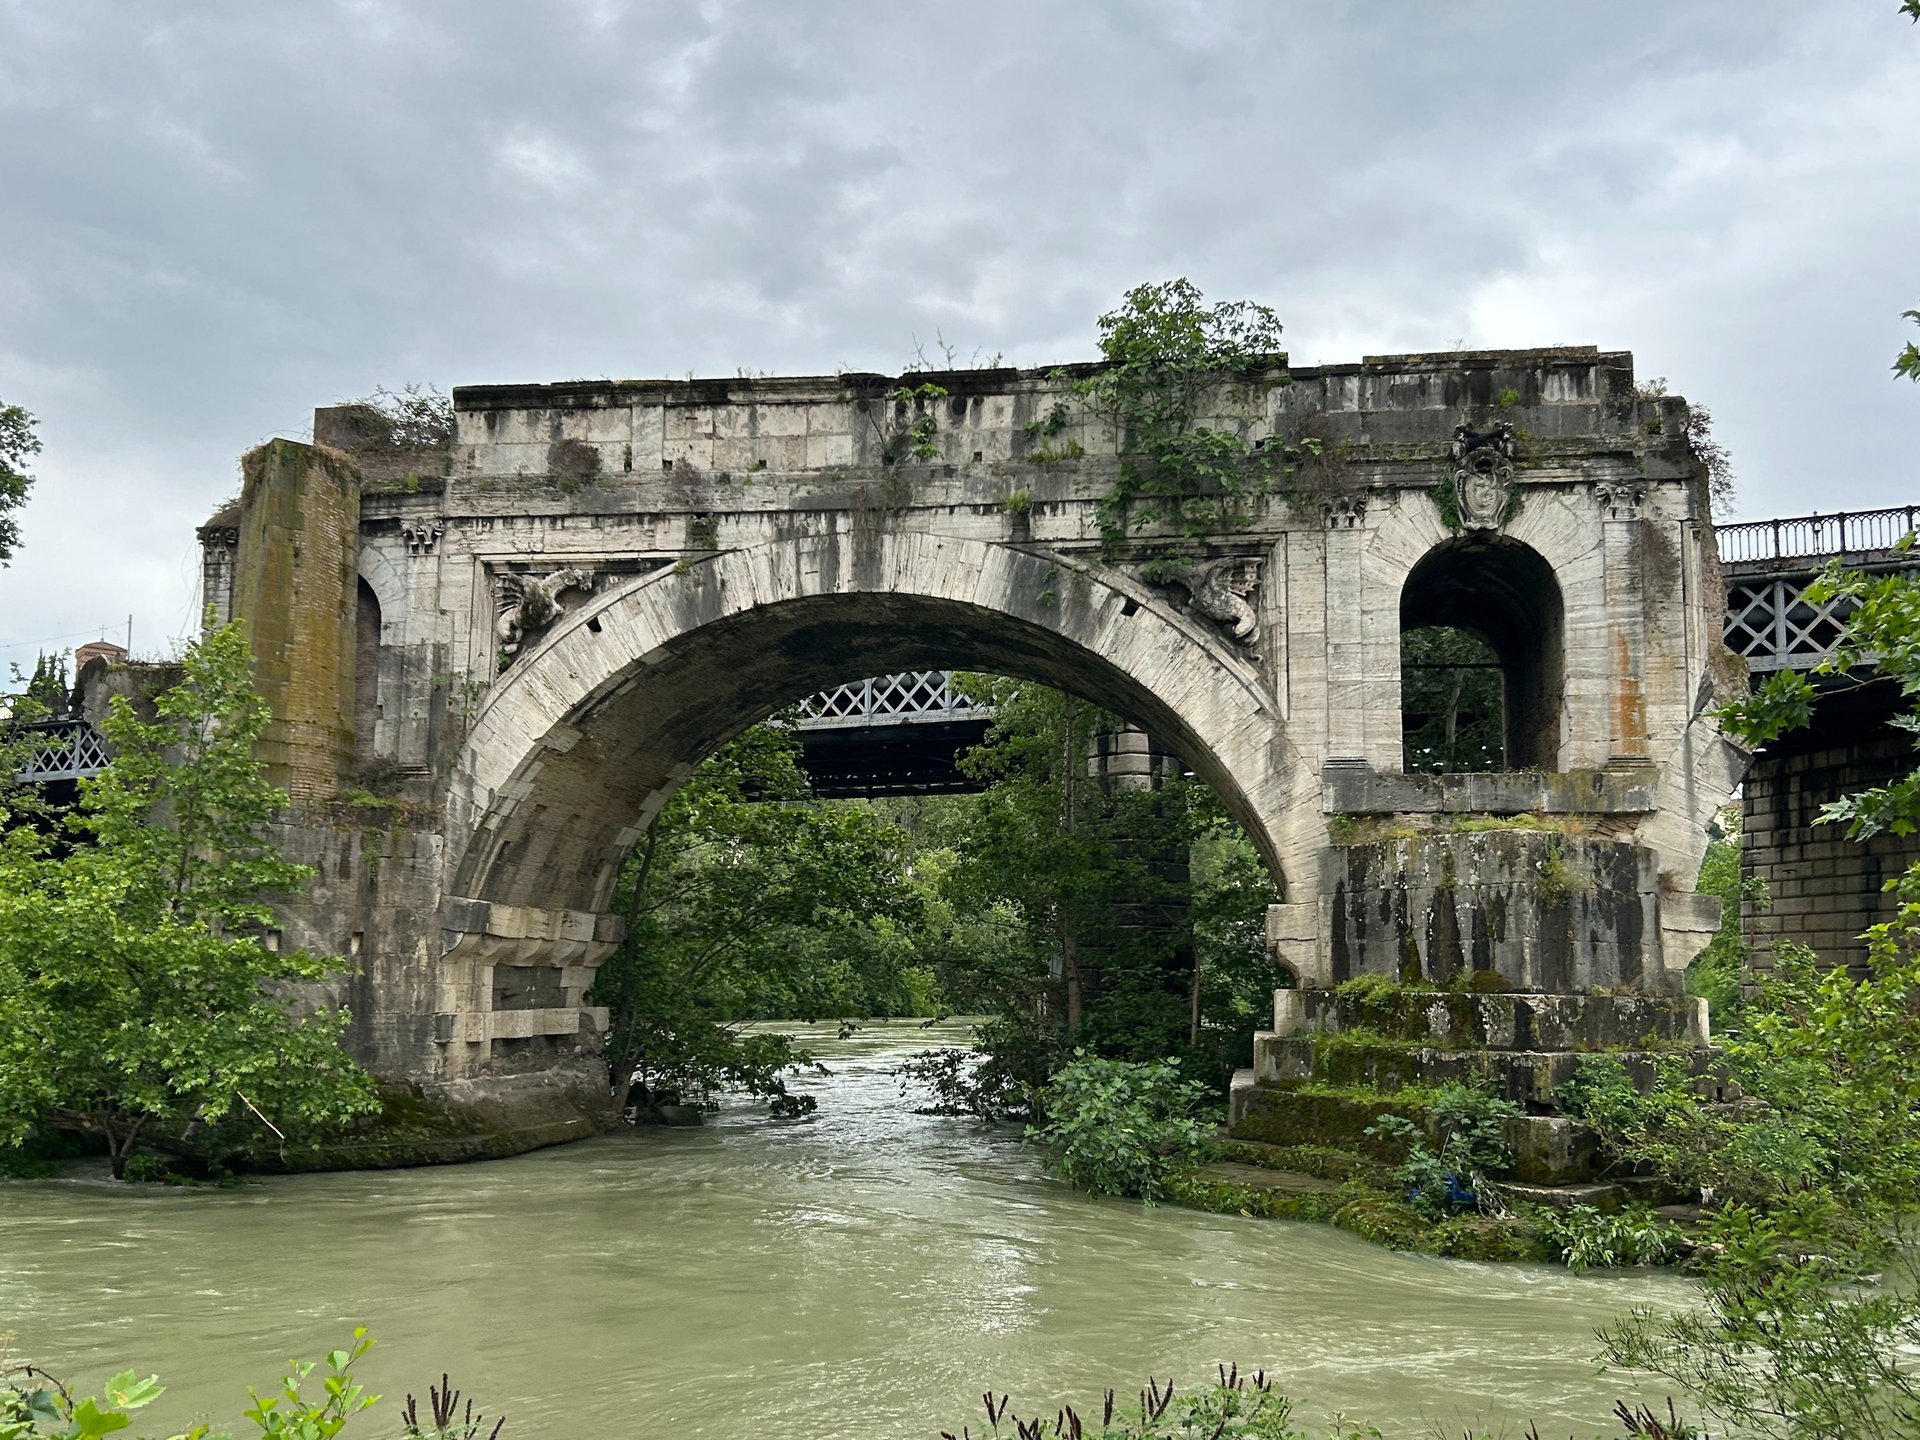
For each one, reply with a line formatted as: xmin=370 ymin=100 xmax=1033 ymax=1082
xmin=443 ymin=530 xmax=1298 ymax=928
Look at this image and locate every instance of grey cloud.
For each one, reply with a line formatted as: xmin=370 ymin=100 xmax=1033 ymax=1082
xmin=0 ymin=0 xmax=1914 ymax=665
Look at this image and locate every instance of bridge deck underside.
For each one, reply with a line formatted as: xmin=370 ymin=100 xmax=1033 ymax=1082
xmin=796 ymin=716 xmax=993 ymax=798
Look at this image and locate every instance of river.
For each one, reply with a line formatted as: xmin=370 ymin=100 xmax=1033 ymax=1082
xmin=0 ymin=1020 xmax=1689 ymax=1438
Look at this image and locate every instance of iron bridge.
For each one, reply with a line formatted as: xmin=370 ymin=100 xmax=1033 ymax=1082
xmin=1718 ymin=505 xmax=1920 ymax=674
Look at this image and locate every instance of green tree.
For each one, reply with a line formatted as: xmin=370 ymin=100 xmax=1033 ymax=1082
xmin=934 ymin=678 xmax=1282 ymax=1088
xmin=0 ymin=624 xmax=376 ymax=1178
xmin=1076 ymin=279 xmax=1309 ymax=544
xmin=1688 ymin=807 xmax=1764 ymax=1020
xmin=1600 ymin=1207 xmax=1920 ymax=1440
xmin=1028 ymin=1053 xmax=1214 ymax=1200
xmin=1399 ymin=625 xmax=1505 ymax=772
xmin=591 ymin=723 xmax=926 ymax=1112
xmin=0 ymin=400 xmax=37 ymax=566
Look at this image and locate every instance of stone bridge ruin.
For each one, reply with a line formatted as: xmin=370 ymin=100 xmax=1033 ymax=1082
xmin=193 ymin=346 xmax=1748 ymax=1145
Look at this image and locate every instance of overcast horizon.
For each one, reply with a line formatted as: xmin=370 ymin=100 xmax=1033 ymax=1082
xmin=2 ymin=1 xmax=1915 ymax=667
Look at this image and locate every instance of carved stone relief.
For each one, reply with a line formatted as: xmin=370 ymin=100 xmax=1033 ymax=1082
xmin=402 ymin=520 xmax=446 ymax=555
xmin=1321 ymin=494 xmax=1367 ymax=529
xmin=1594 ymin=481 xmax=1648 ymax=521
xmin=1450 ymin=421 xmax=1517 ymax=529
xmin=495 ymin=567 xmax=596 ymax=658
xmin=1137 ymin=556 xmax=1263 ymax=652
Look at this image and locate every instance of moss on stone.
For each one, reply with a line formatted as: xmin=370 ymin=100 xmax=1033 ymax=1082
xmin=1212 ymin=1138 xmax=1387 ymax=1184
xmin=1329 ymin=1191 xmax=1430 ymax=1250
xmin=1162 ymin=1171 xmax=1343 ymax=1225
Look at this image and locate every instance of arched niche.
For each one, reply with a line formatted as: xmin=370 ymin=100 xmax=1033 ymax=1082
xmin=1399 ymin=534 xmax=1566 ymax=771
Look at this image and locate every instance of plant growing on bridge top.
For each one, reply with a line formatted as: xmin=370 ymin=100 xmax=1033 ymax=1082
xmin=336 ymin=383 xmax=453 ymax=451
xmin=1078 ymin=280 xmax=1297 ymax=546
xmin=0 ymin=623 xmax=377 ymax=1178
xmin=1634 ymin=376 xmax=1734 ymax=517
xmin=870 ymin=381 xmax=948 ymax=464
xmin=0 ymin=398 xmax=40 ymax=567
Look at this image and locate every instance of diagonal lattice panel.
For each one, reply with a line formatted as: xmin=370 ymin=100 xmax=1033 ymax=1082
xmin=794 ymin=672 xmax=985 ymax=728
xmin=1725 ymin=578 xmax=1859 ymax=672
xmin=9 ymin=720 xmax=112 ymax=783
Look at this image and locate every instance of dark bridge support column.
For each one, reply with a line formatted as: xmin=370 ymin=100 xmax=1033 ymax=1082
xmin=1078 ymin=722 xmax=1198 ymax=1039
xmin=1743 ymin=680 xmax=1920 ymax=975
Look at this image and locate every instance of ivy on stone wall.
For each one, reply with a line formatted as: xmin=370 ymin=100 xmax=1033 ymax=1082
xmin=1427 ymin=479 xmax=1523 ymax=535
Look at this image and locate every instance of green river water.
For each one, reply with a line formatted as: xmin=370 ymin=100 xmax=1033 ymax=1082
xmin=0 ymin=1021 xmax=1689 ymax=1438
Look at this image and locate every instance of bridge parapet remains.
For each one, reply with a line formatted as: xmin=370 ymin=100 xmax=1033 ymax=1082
xmin=189 ymin=344 xmax=1753 ymax=1120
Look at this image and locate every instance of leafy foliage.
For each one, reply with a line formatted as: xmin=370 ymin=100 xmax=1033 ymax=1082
xmin=2 ymin=1331 xmax=504 ymax=1440
xmin=1027 ymin=1053 xmax=1214 ymax=1200
xmin=896 ymin=1013 xmax=1062 ymax=1123
xmin=1897 ymin=308 xmax=1919 ymax=383
xmin=1075 ymin=280 xmax=1305 ymax=545
xmin=1688 ymin=813 xmax=1763 ymax=1021
xmin=337 ymin=384 xmax=453 ymax=450
xmin=889 ymin=382 xmax=948 ymax=463
xmin=590 ymin=723 xmax=929 ymax=1112
xmin=1540 ymin=1204 xmax=1684 ymax=1273
xmin=1363 ymin=1084 xmax=1520 ymax=1217
xmin=0 ymin=399 xmax=39 ymax=566
xmin=0 ymin=625 xmax=376 ymax=1178
xmin=935 ymin=678 xmax=1283 ymax=1087
xmin=1599 ymin=1207 xmax=1920 ymax=1440
xmin=1713 ymin=560 xmax=1920 ymax=834
xmin=943 ymin=1366 xmax=1386 ymax=1440
xmin=1400 ymin=626 xmax=1504 ymax=773
xmin=1635 ymin=376 xmax=1735 ymax=517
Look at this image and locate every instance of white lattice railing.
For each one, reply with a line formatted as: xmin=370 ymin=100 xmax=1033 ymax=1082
xmin=793 ymin=671 xmax=986 ymax=730
xmin=1718 ymin=506 xmax=1920 ymax=670
xmin=8 ymin=720 xmax=111 ymax=782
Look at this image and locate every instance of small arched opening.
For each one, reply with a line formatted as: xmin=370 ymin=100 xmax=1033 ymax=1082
xmin=1400 ymin=535 xmax=1564 ymax=772
xmin=353 ymin=577 xmax=382 ymax=753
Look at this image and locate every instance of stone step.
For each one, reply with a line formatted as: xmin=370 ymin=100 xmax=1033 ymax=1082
xmin=1252 ymin=1031 xmax=1731 ymax=1107
xmin=1229 ymin=1082 xmax=1599 ymax=1185
xmin=1273 ymin=987 xmax=1710 ymax=1052
xmin=1490 ymin=1179 xmax=1633 ymax=1212
xmin=1211 ymin=1134 xmax=1387 ymax=1183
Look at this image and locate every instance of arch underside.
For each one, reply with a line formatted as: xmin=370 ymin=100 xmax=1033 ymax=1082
xmin=448 ymin=537 xmax=1294 ymax=920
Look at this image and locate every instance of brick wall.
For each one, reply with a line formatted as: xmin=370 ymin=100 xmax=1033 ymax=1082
xmin=1743 ymin=692 xmax=1919 ymax=973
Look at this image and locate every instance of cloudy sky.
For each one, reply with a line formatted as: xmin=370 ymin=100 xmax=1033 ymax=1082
xmin=1 ymin=1 xmax=1914 ymax=667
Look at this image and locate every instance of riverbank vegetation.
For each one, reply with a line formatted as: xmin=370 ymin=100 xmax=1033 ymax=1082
xmin=0 ymin=626 xmax=375 ymax=1180
xmin=589 ymin=674 xmax=1283 ymax=1121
